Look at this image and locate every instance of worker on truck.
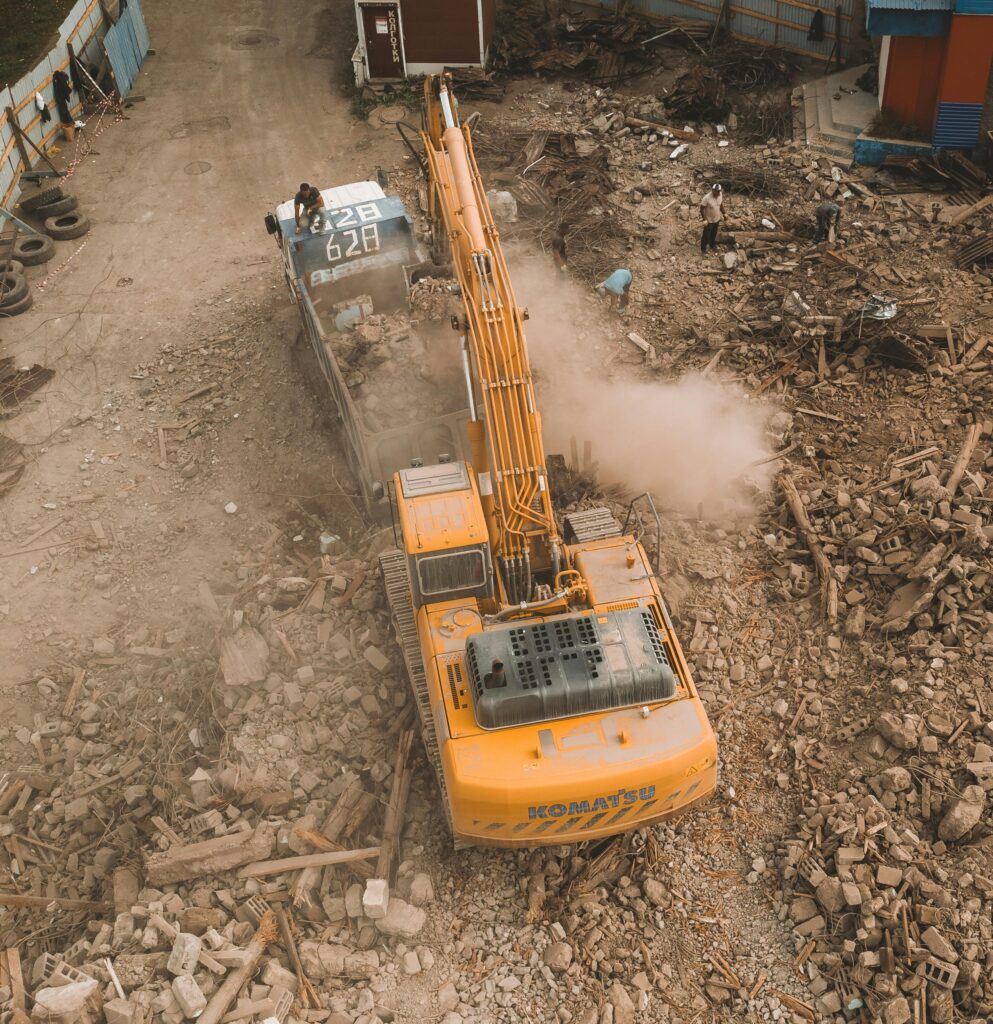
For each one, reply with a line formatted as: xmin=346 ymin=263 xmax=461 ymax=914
xmin=294 ymin=183 xmax=329 ymax=233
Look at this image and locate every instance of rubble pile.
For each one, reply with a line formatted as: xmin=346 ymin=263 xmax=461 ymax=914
xmin=774 ymin=721 xmax=993 ymax=1022
xmin=491 ymin=0 xmax=709 ymax=84
xmin=0 ymin=531 xmax=450 ymax=1024
xmin=331 ymin=298 xmax=465 ymax=430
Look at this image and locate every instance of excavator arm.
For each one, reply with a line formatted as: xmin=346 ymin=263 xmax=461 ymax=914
xmin=420 ymin=75 xmax=564 ymax=606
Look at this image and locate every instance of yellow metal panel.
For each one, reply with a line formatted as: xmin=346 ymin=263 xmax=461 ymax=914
xmin=572 ymin=538 xmax=661 ymax=607
xmin=396 ymin=472 xmax=488 ymax=553
xmin=444 ymin=697 xmax=717 ymax=846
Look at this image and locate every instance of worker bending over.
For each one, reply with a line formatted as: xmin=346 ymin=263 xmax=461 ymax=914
xmin=294 ymin=183 xmax=329 ymax=233
xmin=814 ymin=200 xmax=841 ymax=244
xmin=596 ymin=268 xmax=632 ymax=314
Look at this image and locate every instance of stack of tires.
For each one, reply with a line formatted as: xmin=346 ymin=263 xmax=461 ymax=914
xmin=21 ymin=185 xmax=91 ymax=243
xmin=0 ymin=258 xmax=33 ymax=317
xmin=0 ymin=186 xmax=92 ymax=317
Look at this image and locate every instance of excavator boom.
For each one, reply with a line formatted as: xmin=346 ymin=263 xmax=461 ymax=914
xmin=421 ymin=77 xmax=560 ymax=604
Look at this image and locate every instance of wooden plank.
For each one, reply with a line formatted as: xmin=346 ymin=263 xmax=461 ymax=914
xmin=963 ymin=335 xmax=991 ymax=365
xmin=5 ymin=948 xmax=25 ymax=1012
xmin=949 ymin=193 xmax=993 ymax=227
xmin=376 ymin=729 xmax=414 ymax=881
xmin=0 ymin=892 xmax=113 ymax=912
xmin=62 ymin=667 xmax=86 ymax=717
xmin=238 ymin=847 xmax=380 ymax=879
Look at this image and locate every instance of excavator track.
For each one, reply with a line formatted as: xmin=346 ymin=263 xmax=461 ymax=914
xmin=563 ymin=506 xmax=623 ymax=545
xmin=379 ymin=548 xmax=455 ymax=833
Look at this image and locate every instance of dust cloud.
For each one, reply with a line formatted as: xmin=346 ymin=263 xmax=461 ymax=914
xmin=510 ymin=256 xmax=774 ymax=513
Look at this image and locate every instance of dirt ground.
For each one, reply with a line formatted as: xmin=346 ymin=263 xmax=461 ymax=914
xmin=3 ymin=3 xmax=993 ymax=1024
xmin=0 ymin=0 xmax=390 ymax=683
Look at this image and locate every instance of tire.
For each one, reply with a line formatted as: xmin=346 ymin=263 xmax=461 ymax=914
xmin=0 ymin=291 xmax=33 ymax=317
xmin=0 ymin=259 xmax=24 ymax=276
xmin=33 ymin=195 xmax=78 ymax=218
xmin=19 ymin=186 xmax=63 ymax=213
xmin=45 ymin=212 xmax=91 ymax=241
xmin=0 ymin=273 xmax=28 ymax=307
xmin=12 ymin=234 xmax=55 ymax=266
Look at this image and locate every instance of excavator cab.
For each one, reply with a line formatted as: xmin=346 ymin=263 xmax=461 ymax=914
xmin=394 ymin=462 xmax=494 ymax=610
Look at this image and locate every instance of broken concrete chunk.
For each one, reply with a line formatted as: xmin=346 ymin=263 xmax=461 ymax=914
xmin=875 ymin=713 xmax=918 ymax=750
xmin=219 ymin=626 xmax=269 ymax=686
xmin=145 ymin=826 xmax=273 ymax=885
xmin=408 ymin=872 xmax=434 ymax=906
xmin=374 ymin=897 xmax=425 ymax=938
xmin=938 ymin=785 xmax=986 ymax=842
xmin=33 ymin=979 xmax=102 ymax=1024
xmin=542 ymin=941 xmax=573 ymax=972
xmin=261 ymin=959 xmax=298 ymax=993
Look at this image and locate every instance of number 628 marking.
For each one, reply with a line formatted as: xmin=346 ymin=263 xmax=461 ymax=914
xmin=326 ymin=224 xmax=380 ymax=262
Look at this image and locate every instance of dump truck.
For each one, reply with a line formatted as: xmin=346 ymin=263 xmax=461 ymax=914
xmin=264 ymin=181 xmax=470 ymax=514
xmin=377 ymin=76 xmax=718 ymax=848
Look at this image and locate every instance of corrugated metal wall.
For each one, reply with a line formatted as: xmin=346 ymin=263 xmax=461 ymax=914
xmin=0 ymin=0 xmax=136 ymax=210
xmin=602 ymin=0 xmax=858 ymax=61
xmin=104 ymin=0 xmax=151 ymax=97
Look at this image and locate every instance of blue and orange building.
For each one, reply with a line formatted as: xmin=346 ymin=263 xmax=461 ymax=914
xmin=870 ymin=0 xmax=993 ymax=149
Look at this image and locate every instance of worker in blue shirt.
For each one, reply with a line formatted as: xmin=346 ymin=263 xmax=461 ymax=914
xmin=595 ymin=268 xmax=632 ymax=314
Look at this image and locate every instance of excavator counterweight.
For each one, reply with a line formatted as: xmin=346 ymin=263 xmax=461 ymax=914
xmin=379 ymin=75 xmax=717 ymax=847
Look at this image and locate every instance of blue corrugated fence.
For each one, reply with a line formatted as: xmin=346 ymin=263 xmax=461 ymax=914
xmin=104 ymin=0 xmax=150 ymax=98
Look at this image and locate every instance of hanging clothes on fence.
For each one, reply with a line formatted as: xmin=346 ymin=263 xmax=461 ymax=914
xmin=35 ymin=92 xmax=52 ymax=124
xmin=53 ymin=70 xmax=74 ymax=124
xmin=808 ymin=9 xmax=825 ymax=40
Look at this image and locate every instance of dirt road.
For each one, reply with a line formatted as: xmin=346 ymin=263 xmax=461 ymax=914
xmin=0 ymin=0 xmax=397 ymax=690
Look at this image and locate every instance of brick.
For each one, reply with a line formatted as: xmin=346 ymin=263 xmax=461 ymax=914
xmin=166 ymin=933 xmax=201 ymax=976
xmin=918 ymin=957 xmax=959 ymax=990
xmin=921 ymin=926 xmax=958 ymax=963
xmin=876 ymin=865 xmax=904 ymax=888
xmin=363 ymin=646 xmax=391 ymax=673
xmin=103 ymin=997 xmax=134 ymax=1024
xmin=261 ymin=960 xmax=298 ymax=993
xmin=793 ymin=914 xmax=825 ymax=937
xmin=362 ymin=878 xmax=390 ymax=920
xmin=171 ymin=976 xmax=206 ymax=1018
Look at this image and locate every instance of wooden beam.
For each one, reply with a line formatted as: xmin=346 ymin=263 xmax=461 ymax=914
xmin=0 ymin=892 xmax=113 ymax=912
xmin=780 ymin=472 xmax=839 ymax=622
xmin=238 ymin=847 xmax=380 ymax=879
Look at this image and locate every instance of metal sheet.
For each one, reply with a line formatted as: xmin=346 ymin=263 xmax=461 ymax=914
xmin=868 ymin=0 xmax=951 ymax=8
xmin=933 ymin=101 xmax=982 ymax=147
xmin=104 ymin=0 xmax=150 ymax=97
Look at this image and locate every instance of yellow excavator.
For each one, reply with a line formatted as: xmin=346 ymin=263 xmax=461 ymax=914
xmin=379 ymin=75 xmax=717 ymax=847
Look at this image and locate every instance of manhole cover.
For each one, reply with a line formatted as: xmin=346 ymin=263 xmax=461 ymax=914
xmin=377 ymin=104 xmax=406 ymax=124
xmin=184 ymin=161 xmax=212 ymax=175
xmin=233 ymin=28 xmax=278 ymax=48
